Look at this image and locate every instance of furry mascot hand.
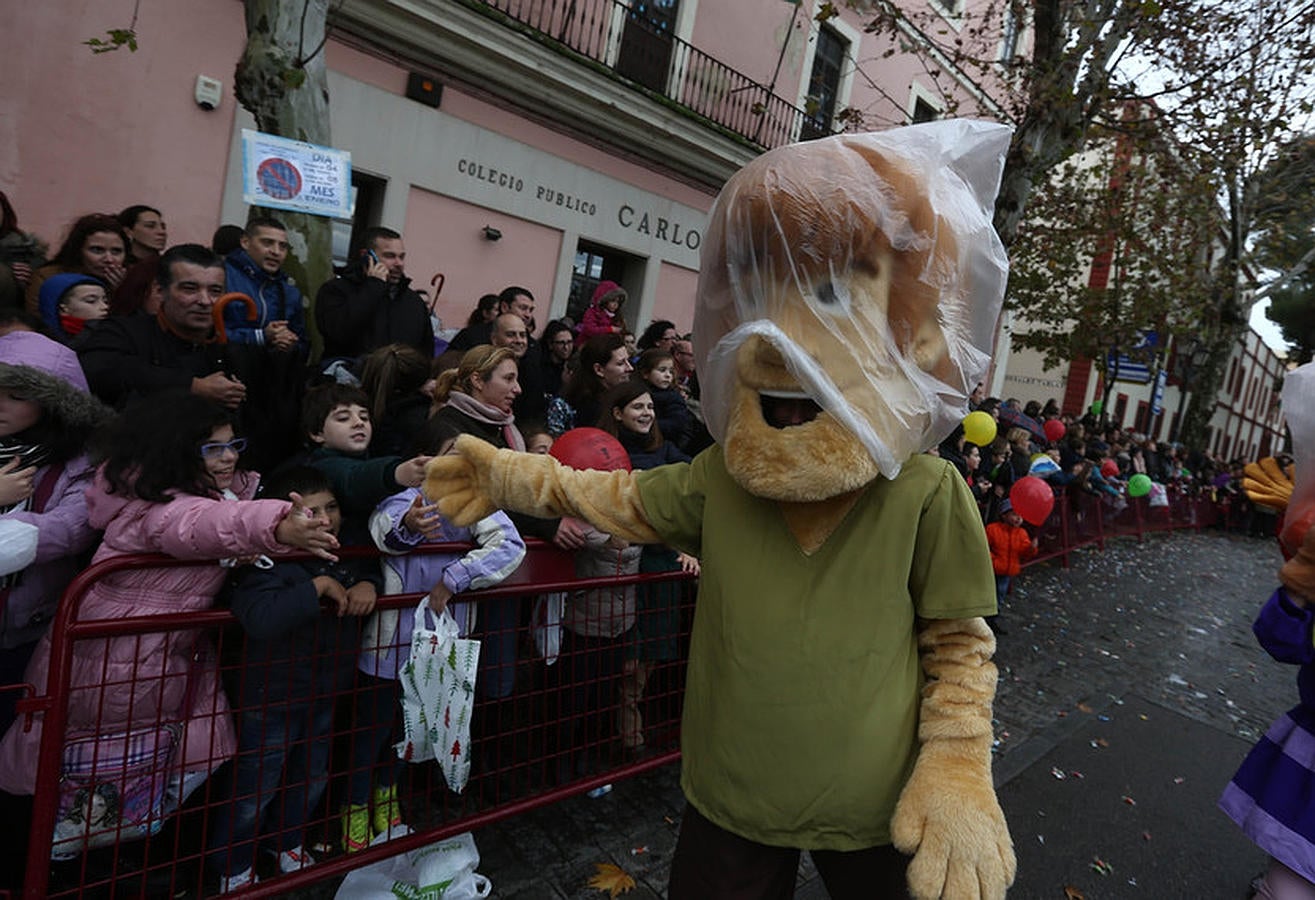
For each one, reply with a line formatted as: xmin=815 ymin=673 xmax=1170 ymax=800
xmin=424 ymin=434 xmax=661 ymax=543
xmin=1280 ymin=523 xmax=1315 ymax=604
xmin=891 ymin=617 xmax=1015 ymax=900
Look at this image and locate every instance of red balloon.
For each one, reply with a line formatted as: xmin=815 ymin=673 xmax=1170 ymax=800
xmin=549 ymin=428 xmax=631 ymax=472
xmin=1009 ymin=476 xmax=1054 ymax=526
xmin=1043 ymin=418 xmax=1066 ymax=443
xmin=1100 ymin=458 xmax=1119 ymax=478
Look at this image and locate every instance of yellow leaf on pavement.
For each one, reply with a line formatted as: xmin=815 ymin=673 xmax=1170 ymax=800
xmin=587 ymin=862 xmax=636 ymax=898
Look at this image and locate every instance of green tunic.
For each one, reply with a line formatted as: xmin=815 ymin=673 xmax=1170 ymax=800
xmin=635 ymin=447 xmax=996 ymax=850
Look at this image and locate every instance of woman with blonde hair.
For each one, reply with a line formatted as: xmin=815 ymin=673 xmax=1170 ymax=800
xmin=430 ymin=344 xmax=525 ymax=451
xmin=425 ymin=344 xmax=527 ymax=705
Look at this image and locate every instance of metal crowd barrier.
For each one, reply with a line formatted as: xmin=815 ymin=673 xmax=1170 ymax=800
xmin=6 ymin=541 xmax=695 ymax=899
xmin=1027 ymin=485 xmax=1236 ymax=569
xmin=1 ymin=487 xmax=1247 ymax=898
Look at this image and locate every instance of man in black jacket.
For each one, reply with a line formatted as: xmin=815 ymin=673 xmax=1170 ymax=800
xmin=314 ymin=227 xmax=433 ymax=364
xmin=78 ymin=243 xmax=244 ymax=410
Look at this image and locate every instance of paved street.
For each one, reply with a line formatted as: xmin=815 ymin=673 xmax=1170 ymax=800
xmin=469 ymin=529 xmax=1290 ymax=899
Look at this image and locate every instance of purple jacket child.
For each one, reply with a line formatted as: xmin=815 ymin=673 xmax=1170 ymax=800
xmin=360 ymin=487 xmax=525 ymax=680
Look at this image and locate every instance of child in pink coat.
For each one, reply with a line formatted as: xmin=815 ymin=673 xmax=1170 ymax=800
xmin=576 ymin=280 xmax=627 ymax=345
xmin=0 ymin=394 xmax=337 ymax=861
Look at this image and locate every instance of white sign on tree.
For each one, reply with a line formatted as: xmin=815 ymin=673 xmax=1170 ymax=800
xmin=240 ymin=129 xmax=351 ymax=218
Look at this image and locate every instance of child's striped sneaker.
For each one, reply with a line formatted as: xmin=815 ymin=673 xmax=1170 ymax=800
xmin=275 ymin=846 xmax=314 ymax=874
xmin=340 ymin=803 xmax=371 ymax=853
xmin=218 ymin=866 xmax=257 ymax=894
xmin=372 ymin=783 xmax=404 ymax=835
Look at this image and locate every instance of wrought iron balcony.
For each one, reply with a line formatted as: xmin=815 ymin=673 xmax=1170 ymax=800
xmin=461 ymin=0 xmax=816 ymax=150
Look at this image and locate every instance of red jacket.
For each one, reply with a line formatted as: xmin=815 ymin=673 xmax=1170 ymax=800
xmin=985 ymin=521 xmax=1036 ymax=576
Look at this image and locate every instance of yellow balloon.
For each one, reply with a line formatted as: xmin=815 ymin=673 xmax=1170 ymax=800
xmin=963 ymin=411 xmax=996 ymax=447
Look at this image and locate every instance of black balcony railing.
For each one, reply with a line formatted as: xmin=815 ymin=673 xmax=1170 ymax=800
xmin=463 ymin=0 xmax=815 ymax=149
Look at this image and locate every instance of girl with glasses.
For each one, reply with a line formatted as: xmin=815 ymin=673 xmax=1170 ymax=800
xmin=0 ymin=393 xmax=338 ymax=862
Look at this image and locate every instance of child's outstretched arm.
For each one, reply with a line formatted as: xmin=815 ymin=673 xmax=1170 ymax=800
xmin=425 ymin=435 xmax=661 ymax=544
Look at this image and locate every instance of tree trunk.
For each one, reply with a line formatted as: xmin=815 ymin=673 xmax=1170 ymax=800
xmin=234 ymin=0 xmax=334 ymax=357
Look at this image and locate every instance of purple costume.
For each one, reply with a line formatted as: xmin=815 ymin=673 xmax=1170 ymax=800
xmin=1220 ymin=587 xmax=1315 ymax=883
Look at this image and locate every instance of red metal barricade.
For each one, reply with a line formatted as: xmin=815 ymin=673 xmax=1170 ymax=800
xmin=6 ymin=541 xmax=695 ymax=899
xmin=0 ymin=488 xmax=1248 ymax=899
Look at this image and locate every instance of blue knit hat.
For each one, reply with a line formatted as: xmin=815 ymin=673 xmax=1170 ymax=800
xmin=37 ymin=273 xmax=107 ymax=329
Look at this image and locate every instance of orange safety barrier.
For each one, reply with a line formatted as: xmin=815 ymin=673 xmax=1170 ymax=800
xmin=6 ymin=540 xmax=695 ymax=899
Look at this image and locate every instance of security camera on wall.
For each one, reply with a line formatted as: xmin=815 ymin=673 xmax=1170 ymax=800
xmin=195 ymin=75 xmax=223 ymax=111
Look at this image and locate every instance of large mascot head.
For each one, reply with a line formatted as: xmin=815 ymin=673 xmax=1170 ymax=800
xmin=695 ymin=119 xmax=1011 ymax=501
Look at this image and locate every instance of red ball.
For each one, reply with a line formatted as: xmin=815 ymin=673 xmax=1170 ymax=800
xmin=1043 ymin=418 xmax=1066 ymax=443
xmin=549 ymin=428 xmax=632 ymax=472
xmin=1009 ymin=475 xmax=1054 ymax=526
xmin=1100 ymin=459 xmax=1119 ymax=478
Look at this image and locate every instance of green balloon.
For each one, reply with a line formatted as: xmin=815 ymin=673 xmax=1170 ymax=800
xmin=1128 ymin=473 xmax=1152 ymax=497
xmin=1091 ymin=400 xmax=1104 ymax=415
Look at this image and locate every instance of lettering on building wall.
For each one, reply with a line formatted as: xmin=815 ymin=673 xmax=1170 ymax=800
xmin=457 ymin=159 xmax=525 ymax=193
xmin=452 ymin=158 xmax=702 ymax=257
xmin=535 ymin=185 xmax=596 ymax=215
xmin=617 ymin=204 xmax=701 ymax=250
xmin=1004 ymin=374 xmax=1065 ymax=389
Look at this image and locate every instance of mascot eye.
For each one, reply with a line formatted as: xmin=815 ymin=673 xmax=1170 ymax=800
xmin=810 ymin=279 xmax=850 ymax=315
xmin=815 ymin=281 xmax=838 ymax=305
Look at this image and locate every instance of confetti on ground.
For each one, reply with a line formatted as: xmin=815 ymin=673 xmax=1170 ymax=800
xmin=630 ymin=846 xmax=648 ymax=856
xmin=1172 ymin=776 xmax=1185 ymax=785
xmin=1121 ymin=795 xmax=1137 ymax=806
xmin=1142 ymin=831 xmax=1152 ymax=841
xmin=1038 ymin=834 xmax=1045 ymax=845
xmin=1090 ymin=738 xmax=1110 ymax=749
xmin=1077 ymin=702 xmax=1094 ymax=713
xmin=1064 ymin=887 xmax=1087 ymax=899
xmin=1051 ymin=767 xmax=1067 ymax=780
xmin=1090 ymin=857 xmax=1114 ymax=876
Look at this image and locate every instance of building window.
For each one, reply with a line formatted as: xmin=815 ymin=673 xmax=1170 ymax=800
xmin=616 ymin=0 xmax=681 ymax=93
xmin=800 ymin=25 xmax=847 ymax=141
xmin=999 ymin=6 xmax=1022 ymax=61
xmin=1114 ymin=393 xmax=1128 ymax=426
xmin=912 ymin=97 xmax=939 ymax=124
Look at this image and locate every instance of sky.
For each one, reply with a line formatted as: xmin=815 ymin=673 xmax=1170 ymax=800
xmin=1250 ymin=297 xmax=1291 ymax=357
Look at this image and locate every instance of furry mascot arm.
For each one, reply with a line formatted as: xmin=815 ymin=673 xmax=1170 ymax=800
xmin=424 ymin=434 xmax=663 ymax=544
xmin=892 ymin=616 xmax=1015 ymax=900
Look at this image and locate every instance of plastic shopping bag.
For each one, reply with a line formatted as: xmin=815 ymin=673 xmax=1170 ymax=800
xmin=0 ymin=518 xmax=39 ymax=577
xmin=396 ymin=600 xmax=480 ymax=793
xmin=335 ymin=826 xmax=492 ymax=900
xmin=531 ymin=592 xmax=565 ymax=665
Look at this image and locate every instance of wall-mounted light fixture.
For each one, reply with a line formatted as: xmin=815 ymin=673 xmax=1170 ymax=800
xmin=482 ymin=225 xmax=502 ymax=242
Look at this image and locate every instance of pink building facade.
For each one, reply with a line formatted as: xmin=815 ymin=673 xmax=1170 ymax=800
xmin=3 ymin=0 xmax=1021 ymax=338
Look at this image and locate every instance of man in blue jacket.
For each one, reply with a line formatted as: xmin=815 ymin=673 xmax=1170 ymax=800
xmin=222 ymin=216 xmax=307 ymax=350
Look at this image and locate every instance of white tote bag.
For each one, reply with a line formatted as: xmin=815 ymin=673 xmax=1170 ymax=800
xmin=395 ymin=600 xmax=480 ymax=794
xmin=335 ymin=826 xmax=492 ymax=900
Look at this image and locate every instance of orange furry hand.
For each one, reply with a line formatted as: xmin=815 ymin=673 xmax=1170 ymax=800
xmin=423 ymin=435 xmax=501 ymax=526
xmin=891 ymin=617 xmax=1015 ymax=900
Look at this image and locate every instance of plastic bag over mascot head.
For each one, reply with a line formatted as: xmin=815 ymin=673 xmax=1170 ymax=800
xmin=695 ymin=119 xmax=1011 ymax=501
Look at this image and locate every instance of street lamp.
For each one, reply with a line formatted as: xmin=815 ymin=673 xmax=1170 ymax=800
xmin=1171 ymin=337 xmax=1211 ymax=443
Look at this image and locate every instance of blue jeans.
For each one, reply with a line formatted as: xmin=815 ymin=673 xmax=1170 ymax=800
xmin=207 ymin=694 xmax=334 ymax=876
xmin=995 ymin=574 xmax=1012 ymax=604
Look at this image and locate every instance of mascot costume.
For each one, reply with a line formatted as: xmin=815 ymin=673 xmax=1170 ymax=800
xmin=427 ymin=119 xmax=1016 ymax=899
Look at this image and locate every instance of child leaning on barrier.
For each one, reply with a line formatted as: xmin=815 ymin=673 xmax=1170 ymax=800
xmin=343 ymin=417 xmax=525 ymax=853
xmin=207 ymin=466 xmax=380 ymax=893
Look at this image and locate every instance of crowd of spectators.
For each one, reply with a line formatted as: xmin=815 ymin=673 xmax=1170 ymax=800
xmin=0 ymin=200 xmax=713 ymax=893
xmin=934 ymin=388 xmax=1283 ymax=538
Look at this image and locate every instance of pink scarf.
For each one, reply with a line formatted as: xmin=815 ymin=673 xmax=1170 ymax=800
xmin=444 ymin=391 xmax=526 ymax=451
